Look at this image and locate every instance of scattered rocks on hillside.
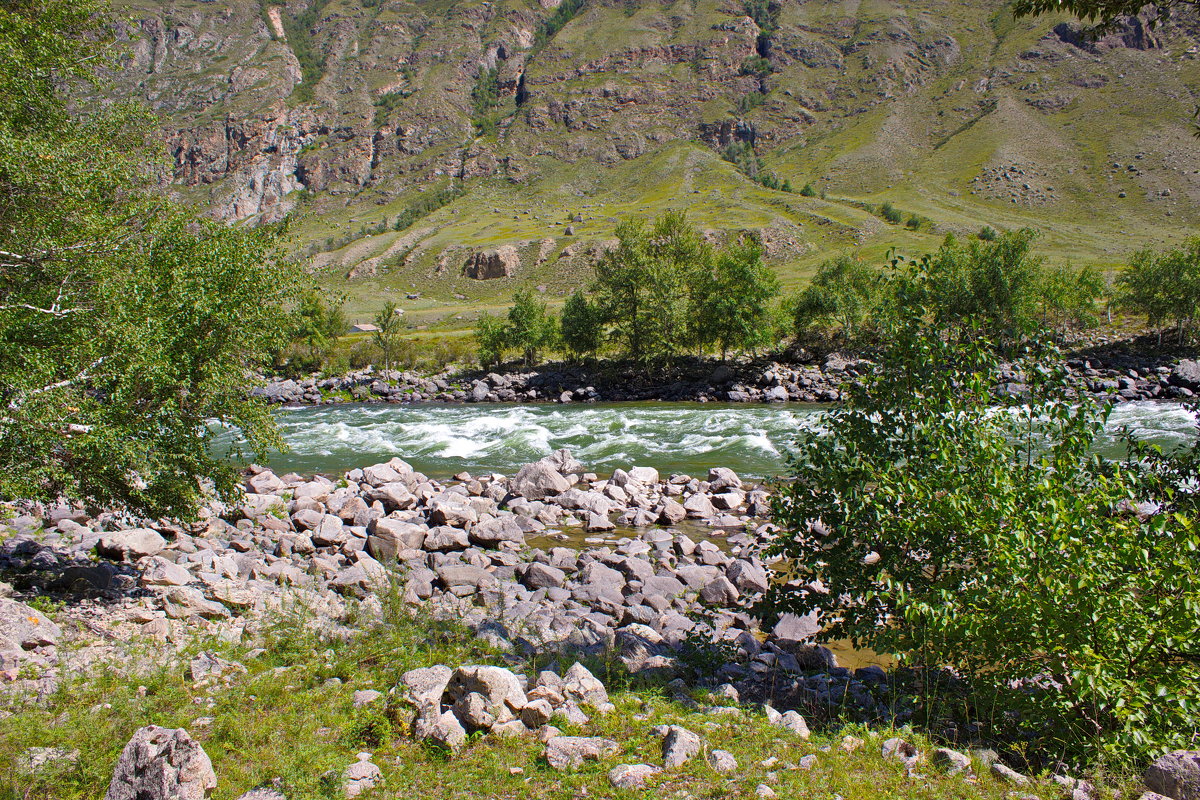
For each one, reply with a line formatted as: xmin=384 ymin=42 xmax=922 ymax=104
xmin=105 ymin=726 xmax=216 ymax=800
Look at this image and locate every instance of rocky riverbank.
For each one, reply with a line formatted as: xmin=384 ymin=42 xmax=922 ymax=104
xmin=0 ymin=451 xmax=824 ymax=706
xmin=254 ymin=348 xmax=1200 ymax=408
xmin=3 ymin=450 xmax=1195 ymax=800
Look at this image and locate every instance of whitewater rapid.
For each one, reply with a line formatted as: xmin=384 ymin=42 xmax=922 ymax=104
xmin=213 ymin=401 xmax=1198 ymax=480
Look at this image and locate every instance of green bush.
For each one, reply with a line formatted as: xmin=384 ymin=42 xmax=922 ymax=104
xmin=879 ymin=201 xmax=904 ymax=224
xmin=1118 ymin=237 xmax=1200 ymax=343
xmin=799 ymin=182 xmax=817 ymax=197
xmin=766 ymin=288 xmax=1200 ymax=767
xmin=790 ymin=255 xmax=885 ymax=344
xmin=560 ymin=290 xmax=604 ymax=360
xmin=978 ymin=225 xmax=998 ymax=241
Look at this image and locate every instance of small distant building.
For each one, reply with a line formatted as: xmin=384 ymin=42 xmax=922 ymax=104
xmin=350 ymin=323 xmax=380 ymax=333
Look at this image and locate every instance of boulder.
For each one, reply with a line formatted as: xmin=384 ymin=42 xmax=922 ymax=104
xmin=511 ymin=462 xmax=571 ymax=501
xmin=544 ymin=736 xmax=619 ymax=770
xmin=469 ymin=516 xmax=524 ymax=547
xmin=104 ymin=726 xmax=216 ymax=800
xmin=708 ymin=749 xmax=738 ymax=773
xmin=163 ymin=588 xmax=230 ymax=620
xmin=932 ymin=747 xmax=972 ymax=775
xmin=1145 ymin=751 xmax=1200 ymax=800
xmin=1171 ymin=361 xmax=1200 ymax=391
xmin=343 ymin=752 xmax=382 ymax=798
xmin=141 ymin=556 xmax=192 ymax=587
xmin=463 ymin=246 xmax=521 ymax=280
xmin=447 ymin=665 xmax=527 ymax=714
xmin=707 ymin=467 xmax=743 ymax=491
xmin=661 ymin=725 xmax=702 ymax=768
xmin=563 ymin=662 xmax=609 ymax=707
xmin=97 ymin=528 xmax=165 ymax=561
xmin=608 ymin=764 xmax=661 ymax=789
xmin=0 ymin=598 xmax=60 ymax=649
xmin=400 ymin=665 xmax=452 ymax=706
xmin=519 ymin=562 xmax=567 ymax=590
xmin=367 ymin=518 xmax=426 ymax=560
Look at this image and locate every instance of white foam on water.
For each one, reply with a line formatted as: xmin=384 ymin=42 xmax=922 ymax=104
xmin=217 ymin=399 xmax=1197 ymax=479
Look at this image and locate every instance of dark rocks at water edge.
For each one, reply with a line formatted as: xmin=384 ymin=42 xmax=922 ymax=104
xmin=253 ymin=351 xmax=1200 ymax=406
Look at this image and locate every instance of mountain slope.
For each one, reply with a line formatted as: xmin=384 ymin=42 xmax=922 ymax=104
xmin=104 ymin=0 xmax=1200 ymax=322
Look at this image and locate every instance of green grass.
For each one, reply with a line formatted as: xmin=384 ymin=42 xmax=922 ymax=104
xmin=0 ymin=588 xmax=1141 ymax=800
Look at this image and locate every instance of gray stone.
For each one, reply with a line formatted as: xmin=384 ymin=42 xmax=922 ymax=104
xmin=0 ymin=598 xmax=61 ymax=649
xmin=700 ymin=576 xmax=739 ymax=605
xmin=882 ymin=737 xmax=920 ymax=766
xmin=932 ymin=747 xmax=972 ymax=775
xmin=104 ymin=726 xmax=216 ymax=800
xmin=707 ymin=467 xmax=743 ymax=491
xmin=662 ymin=725 xmax=701 ymax=768
xmin=424 ymin=526 xmax=470 ymax=551
xmin=469 ymin=517 xmax=524 ymax=547
xmin=726 ymin=559 xmax=769 ymax=594
xmin=97 ymin=528 xmax=165 ymax=561
xmin=163 ymin=588 xmax=230 ymax=620
xmin=310 ymin=515 xmax=348 ymax=547
xmin=563 ymin=662 xmax=609 ymax=707
xmin=1145 ymin=750 xmax=1200 ymax=800
xmin=511 ymin=462 xmax=571 ymax=501
xmin=447 ymin=665 xmax=526 ymax=714
xmin=520 ymin=562 xmax=567 ymax=590
xmin=545 ymin=736 xmax=619 ymax=770
xmin=608 ymin=764 xmax=661 ymax=789
xmin=141 ymin=556 xmax=192 ymax=587
xmin=343 ymin=752 xmax=382 ymax=798
xmin=401 ymin=665 xmax=452 ymax=706
xmin=708 ymin=749 xmax=738 ymax=773
xmin=991 ymin=762 xmax=1031 ymax=786
xmin=436 ymin=564 xmax=496 ymax=590
xmin=453 ymin=691 xmax=497 ymax=730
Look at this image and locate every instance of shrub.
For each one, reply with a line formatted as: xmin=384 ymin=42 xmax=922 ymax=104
xmin=560 ymin=290 xmax=604 ymax=360
xmin=799 ymin=182 xmax=817 ymax=197
xmin=879 ymin=201 xmax=904 ymax=224
xmin=1118 ymin=238 xmax=1200 ymax=343
xmin=978 ymin=225 xmax=998 ymax=241
xmin=766 ymin=291 xmax=1200 ymax=767
xmin=790 ymin=255 xmax=885 ymax=344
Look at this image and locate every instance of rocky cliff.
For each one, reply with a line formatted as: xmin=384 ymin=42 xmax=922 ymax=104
xmin=102 ymin=0 xmax=1200 ymax=317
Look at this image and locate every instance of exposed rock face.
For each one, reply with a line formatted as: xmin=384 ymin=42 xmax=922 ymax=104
xmin=105 ymin=726 xmax=216 ymax=800
xmin=463 ymin=246 xmax=521 ymax=280
xmin=1145 ymin=751 xmax=1200 ymax=800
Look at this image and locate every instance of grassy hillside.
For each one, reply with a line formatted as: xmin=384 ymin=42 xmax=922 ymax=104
xmin=102 ymin=0 xmax=1200 ymax=327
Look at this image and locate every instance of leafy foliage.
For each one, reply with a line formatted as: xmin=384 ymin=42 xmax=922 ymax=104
xmin=767 ymin=264 xmax=1200 ymax=766
xmin=1118 ymin=238 xmax=1200 ymax=343
xmin=279 ymin=0 xmax=335 ymax=103
xmin=560 ymin=289 xmax=604 ymax=361
xmin=393 ymin=182 xmax=465 ymax=233
xmin=371 ymin=301 xmax=404 ymax=370
xmin=591 ymin=212 xmax=711 ymax=363
xmin=693 ymin=239 xmax=781 ymax=359
xmin=536 ymin=0 xmax=586 ymax=46
xmin=474 ymin=313 xmax=509 ymax=368
xmin=0 ymin=0 xmax=296 ymax=517
xmin=790 ymin=255 xmax=886 ymax=345
xmin=506 ymin=289 xmax=558 ymax=366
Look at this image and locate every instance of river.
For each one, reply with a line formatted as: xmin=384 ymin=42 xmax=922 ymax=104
xmin=227 ymin=400 xmax=1199 ymax=479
